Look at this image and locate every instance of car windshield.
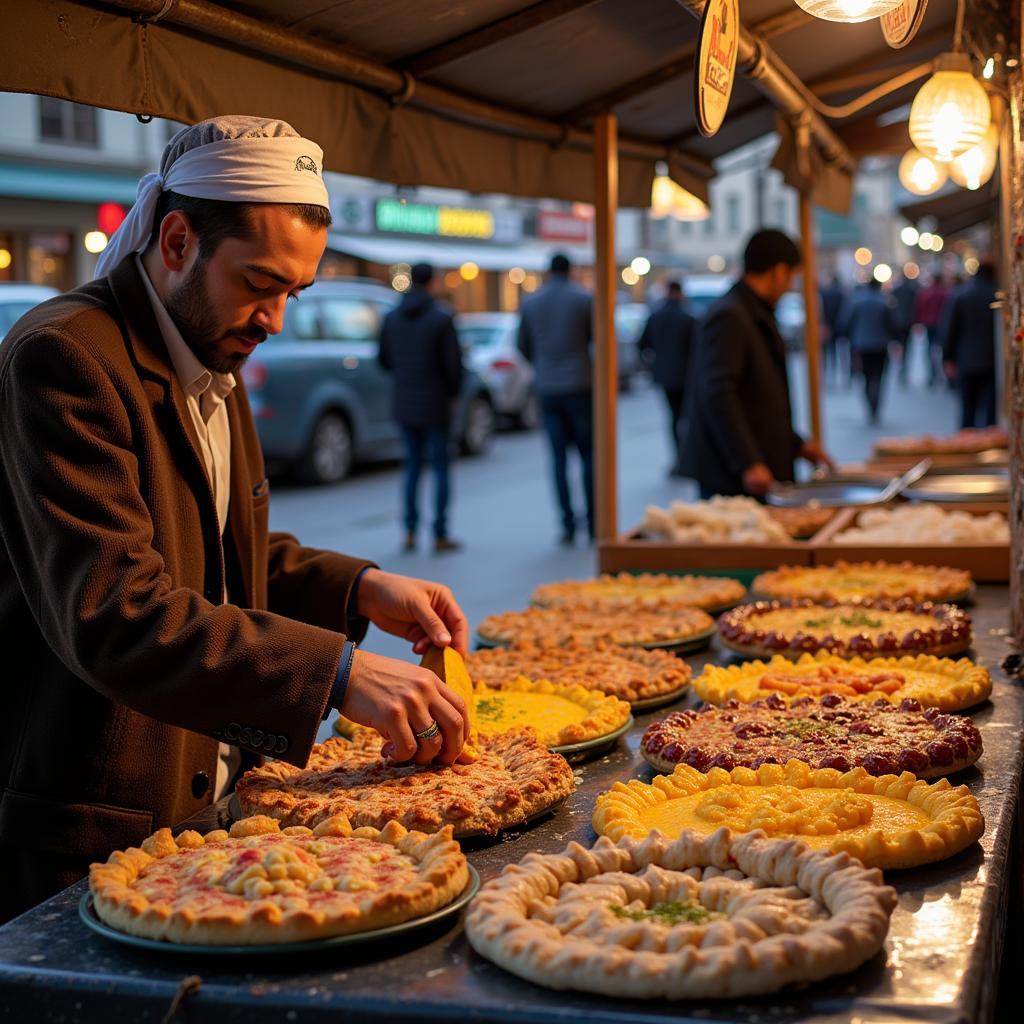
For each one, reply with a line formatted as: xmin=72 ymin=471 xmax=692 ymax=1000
xmin=458 ymin=325 xmax=510 ymax=348
xmin=279 ymin=295 xmax=385 ymax=341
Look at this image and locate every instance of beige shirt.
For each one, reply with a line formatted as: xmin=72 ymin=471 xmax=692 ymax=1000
xmin=137 ymin=256 xmax=239 ymax=799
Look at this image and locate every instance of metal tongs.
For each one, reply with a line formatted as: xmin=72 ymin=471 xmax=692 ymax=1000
xmin=811 ymin=458 xmax=932 ymax=501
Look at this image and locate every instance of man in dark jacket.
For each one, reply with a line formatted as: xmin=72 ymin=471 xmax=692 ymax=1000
xmin=891 ymin=271 xmax=919 ymax=385
xmin=837 ymin=278 xmax=900 ymax=423
xmin=942 ymin=259 xmax=1000 ymax=428
xmin=819 ymin=275 xmax=846 ymax=387
xmin=639 ymin=280 xmax=696 ymax=471
xmin=518 ymin=253 xmax=594 ymax=544
xmin=680 ymin=230 xmax=832 ymax=498
xmin=379 ymin=263 xmax=464 ymax=553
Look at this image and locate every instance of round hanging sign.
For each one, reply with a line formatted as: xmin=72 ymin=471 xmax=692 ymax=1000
xmin=694 ymin=0 xmax=740 ymax=138
xmin=881 ymin=0 xmax=929 ymax=49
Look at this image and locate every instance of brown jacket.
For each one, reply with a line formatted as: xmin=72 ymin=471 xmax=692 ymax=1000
xmin=0 ymin=257 xmax=372 ymax=916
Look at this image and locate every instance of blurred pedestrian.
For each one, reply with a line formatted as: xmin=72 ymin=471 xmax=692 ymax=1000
xmin=942 ymin=259 xmax=999 ymax=428
xmin=680 ymin=229 xmax=833 ymax=498
xmin=914 ymin=273 xmax=951 ymax=387
xmin=518 ymin=253 xmax=594 ymax=545
xmin=891 ymin=271 xmax=920 ymax=386
xmin=638 ymin=280 xmax=696 ymax=473
xmin=838 ymin=277 xmax=899 ymax=424
xmin=820 ymin=274 xmax=846 ymax=386
xmin=379 ymin=263 xmax=464 ymax=553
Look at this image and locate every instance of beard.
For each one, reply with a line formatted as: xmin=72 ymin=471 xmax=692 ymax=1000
xmin=165 ymin=259 xmax=266 ymax=374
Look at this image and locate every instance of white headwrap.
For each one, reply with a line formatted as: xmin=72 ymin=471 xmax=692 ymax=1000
xmin=95 ymin=115 xmax=330 ymax=277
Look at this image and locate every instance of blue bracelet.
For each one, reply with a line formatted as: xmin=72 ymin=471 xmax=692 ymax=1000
xmin=324 ymin=640 xmax=357 ymax=719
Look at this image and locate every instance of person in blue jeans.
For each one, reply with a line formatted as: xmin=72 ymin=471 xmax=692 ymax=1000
xmin=379 ymin=263 xmax=464 ymax=553
xmin=518 ymin=253 xmax=594 ymax=544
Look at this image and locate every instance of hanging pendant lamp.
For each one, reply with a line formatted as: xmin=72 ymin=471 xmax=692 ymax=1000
xmin=947 ymin=122 xmax=998 ymax=190
xmin=898 ymin=148 xmax=949 ymax=196
xmin=909 ymin=52 xmax=991 ymax=162
xmin=791 ymin=0 xmax=902 ymax=24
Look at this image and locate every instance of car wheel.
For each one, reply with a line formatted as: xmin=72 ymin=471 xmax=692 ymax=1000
xmin=517 ymin=392 xmax=540 ymax=430
xmin=298 ymin=412 xmax=353 ymax=484
xmin=460 ymin=395 xmax=495 ymax=455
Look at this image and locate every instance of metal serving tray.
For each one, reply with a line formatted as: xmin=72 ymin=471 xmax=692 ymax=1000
xmin=905 ymin=467 xmax=1009 ymax=503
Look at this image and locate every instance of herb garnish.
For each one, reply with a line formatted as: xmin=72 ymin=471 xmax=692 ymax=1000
xmin=609 ymin=900 xmax=722 ymax=925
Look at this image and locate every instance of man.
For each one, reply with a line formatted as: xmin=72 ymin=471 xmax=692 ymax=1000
xmin=0 ymin=117 xmax=469 ymax=921
xmin=891 ymin=271 xmax=920 ymax=386
xmin=837 ymin=277 xmax=899 ymax=424
xmin=942 ymin=259 xmax=1000 ymax=429
xmin=819 ymin=274 xmax=846 ymax=387
xmin=638 ymin=280 xmax=696 ymax=472
xmin=680 ymin=229 xmax=832 ymax=498
xmin=379 ymin=263 xmax=463 ymax=553
xmin=518 ymin=253 xmax=594 ymax=544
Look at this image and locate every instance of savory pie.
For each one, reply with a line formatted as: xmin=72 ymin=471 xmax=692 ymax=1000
xmin=465 ymin=640 xmax=691 ymax=704
xmin=471 ymin=678 xmax=630 ymax=747
xmin=641 ymin=694 xmax=982 ymax=779
xmin=593 ymin=759 xmax=984 ymax=870
xmin=717 ymin=599 xmax=972 ymax=659
xmin=531 ymin=573 xmax=745 ymax=612
xmin=873 ymin=426 xmax=1007 ymax=456
xmin=694 ymin=652 xmax=992 ymax=713
xmin=465 ymin=828 xmax=896 ymax=998
xmin=236 ymin=729 xmax=574 ymax=838
xmin=752 ymin=561 xmax=973 ymax=604
xmin=477 ymin=604 xmax=714 ymax=649
xmin=90 ymin=813 xmax=468 ymax=945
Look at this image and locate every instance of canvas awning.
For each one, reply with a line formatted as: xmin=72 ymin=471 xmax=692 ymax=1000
xmin=0 ymin=0 xmax=958 ymax=215
xmin=899 ymin=182 xmax=1000 ymax=238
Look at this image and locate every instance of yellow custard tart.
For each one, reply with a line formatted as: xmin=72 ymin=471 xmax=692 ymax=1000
xmin=694 ymin=652 xmax=992 ymax=712
xmin=752 ymin=561 xmax=973 ymax=604
xmin=593 ymin=759 xmax=984 ymax=870
xmin=472 ymin=678 xmax=631 ymax=747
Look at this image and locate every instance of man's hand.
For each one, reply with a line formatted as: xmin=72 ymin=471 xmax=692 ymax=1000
xmin=944 ymin=360 xmax=958 ymax=381
xmin=341 ymin=650 xmax=469 ymax=765
xmin=356 ymin=568 xmax=469 ymax=656
xmin=742 ymin=462 xmax=775 ymax=496
xmin=798 ymin=440 xmax=836 ymax=474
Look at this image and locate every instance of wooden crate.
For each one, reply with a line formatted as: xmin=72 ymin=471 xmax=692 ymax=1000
xmin=810 ymin=508 xmax=1010 ymax=582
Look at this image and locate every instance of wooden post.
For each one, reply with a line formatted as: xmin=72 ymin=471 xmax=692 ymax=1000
xmin=593 ymin=112 xmax=619 ymax=544
xmin=798 ymin=191 xmax=823 ymax=446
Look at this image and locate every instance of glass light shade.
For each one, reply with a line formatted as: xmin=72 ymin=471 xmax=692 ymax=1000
xmin=791 ymin=0 xmax=903 ymax=24
xmin=947 ymin=123 xmax=999 ymax=190
xmin=898 ymin=148 xmax=948 ymax=196
xmin=909 ymin=54 xmax=991 ymax=162
xmin=650 ymin=175 xmax=710 ymax=221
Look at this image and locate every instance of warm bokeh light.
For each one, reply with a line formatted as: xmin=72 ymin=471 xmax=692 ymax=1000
xmin=930 ymin=234 xmax=944 ymax=252
xmin=621 ymin=267 xmax=640 ymax=286
xmin=459 ymin=261 xmax=480 ymax=282
xmin=707 ymin=254 xmax=726 ymax=273
xmin=444 ymin=270 xmax=461 ymax=290
xmin=854 ymin=247 xmax=872 ymax=266
xmin=903 ymin=261 xmax=920 ymax=280
xmin=83 ymin=230 xmax=108 ymax=254
xmin=873 ymin=263 xmax=893 ymax=284
xmin=909 ymin=54 xmax=991 ymax=162
xmin=964 ymin=256 xmax=980 ymax=275
xmin=650 ymin=174 xmax=710 ymax=221
xmin=900 ymin=226 xmax=920 ymax=246
xmin=630 ymin=256 xmax=652 ymax=276
xmin=0 ymin=248 xmax=11 ymax=271
xmin=898 ymin=148 xmax=948 ymax=196
xmin=917 ymin=232 xmax=935 ymax=250
xmin=391 ymin=273 xmax=410 ymax=292
xmin=508 ymin=266 xmax=526 ymax=285
xmin=792 ymin=0 xmax=901 ymax=23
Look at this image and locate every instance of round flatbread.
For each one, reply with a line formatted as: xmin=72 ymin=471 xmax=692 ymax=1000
xmin=752 ymin=561 xmax=972 ymax=604
xmin=90 ymin=814 xmax=468 ymax=945
xmin=717 ymin=599 xmax=971 ymax=660
xmin=641 ymin=694 xmax=982 ymax=779
xmin=465 ymin=640 xmax=690 ymax=704
xmin=466 ymin=828 xmax=896 ymax=999
xmin=236 ymin=729 xmax=574 ymax=838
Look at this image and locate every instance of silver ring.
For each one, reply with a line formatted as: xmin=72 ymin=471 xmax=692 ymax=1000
xmin=414 ymin=720 xmax=440 ymax=741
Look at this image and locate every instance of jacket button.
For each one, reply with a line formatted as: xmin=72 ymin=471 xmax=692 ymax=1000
xmin=191 ymin=771 xmax=210 ymax=799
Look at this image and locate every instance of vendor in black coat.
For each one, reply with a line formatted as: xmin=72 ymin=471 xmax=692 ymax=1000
xmin=639 ymin=280 xmax=696 ymax=471
xmin=379 ymin=263 xmax=464 ymax=552
xmin=679 ymin=229 xmax=833 ymax=498
xmin=942 ymin=259 xmax=1000 ymax=429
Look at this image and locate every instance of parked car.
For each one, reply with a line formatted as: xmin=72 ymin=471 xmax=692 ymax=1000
xmin=682 ymin=274 xmax=732 ymax=319
xmin=243 ymin=278 xmax=496 ymax=484
xmin=454 ymin=312 xmax=537 ymax=428
xmin=614 ymin=303 xmax=646 ymax=389
xmin=0 ymin=283 xmax=60 ymax=340
xmin=776 ymin=290 xmax=809 ymax=351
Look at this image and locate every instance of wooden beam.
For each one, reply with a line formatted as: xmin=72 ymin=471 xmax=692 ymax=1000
xmin=565 ymin=7 xmax=812 ymax=125
xmin=397 ymin=0 xmax=600 ymax=76
xmin=799 ymin=192 xmax=823 ymax=447
xmin=593 ymin=112 xmax=619 ymax=544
